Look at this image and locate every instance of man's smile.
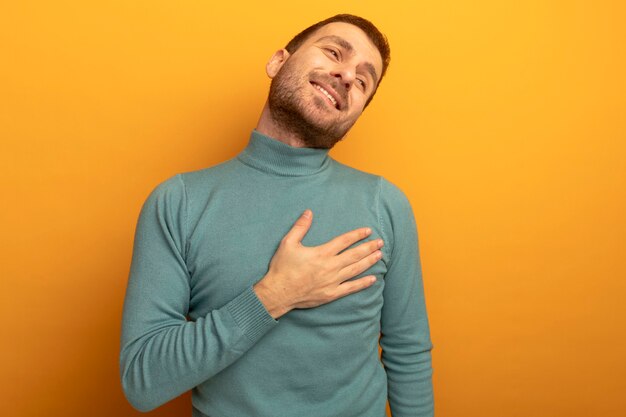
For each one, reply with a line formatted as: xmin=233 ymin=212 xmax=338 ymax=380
xmin=310 ymin=81 xmax=341 ymax=110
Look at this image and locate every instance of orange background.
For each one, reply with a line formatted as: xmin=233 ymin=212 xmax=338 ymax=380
xmin=1 ymin=1 xmax=625 ymax=416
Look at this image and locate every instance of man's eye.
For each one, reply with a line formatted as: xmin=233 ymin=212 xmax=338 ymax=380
xmin=327 ymin=49 xmax=339 ymax=58
xmin=357 ymin=79 xmax=367 ymax=89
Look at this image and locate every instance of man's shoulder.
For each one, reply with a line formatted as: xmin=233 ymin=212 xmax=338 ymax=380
xmin=179 ymin=158 xmax=238 ymax=182
xmin=142 ymin=158 xmax=237 ymax=202
xmin=329 ymin=157 xmax=382 ymax=185
xmin=329 ymin=158 xmax=408 ymax=200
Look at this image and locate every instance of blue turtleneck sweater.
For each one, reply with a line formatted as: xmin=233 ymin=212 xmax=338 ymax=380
xmin=120 ymin=130 xmax=434 ymax=417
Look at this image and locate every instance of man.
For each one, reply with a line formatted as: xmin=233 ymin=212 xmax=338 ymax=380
xmin=120 ymin=14 xmax=433 ymax=417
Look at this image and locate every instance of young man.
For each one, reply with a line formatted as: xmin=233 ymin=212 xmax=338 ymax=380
xmin=120 ymin=14 xmax=434 ymax=417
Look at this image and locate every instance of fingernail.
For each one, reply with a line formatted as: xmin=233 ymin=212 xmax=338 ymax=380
xmin=303 ymin=209 xmax=312 ymax=218
xmin=365 ymin=227 xmax=372 ymax=234
xmin=377 ymin=239 xmax=384 ymax=248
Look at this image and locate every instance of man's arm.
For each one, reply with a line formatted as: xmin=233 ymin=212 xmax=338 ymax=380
xmin=119 ymin=176 xmax=277 ymax=411
xmin=378 ymin=177 xmax=434 ymax=417
xmin=120 ymin=175 xmax=381 ymax=411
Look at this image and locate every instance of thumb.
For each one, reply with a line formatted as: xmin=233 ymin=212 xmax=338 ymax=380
xmin=283 ymin=209 xmax=313 ymax=244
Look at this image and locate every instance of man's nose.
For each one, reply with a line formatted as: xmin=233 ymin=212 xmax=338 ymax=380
xmin=331 ymin=66 xmax=356 ymax=91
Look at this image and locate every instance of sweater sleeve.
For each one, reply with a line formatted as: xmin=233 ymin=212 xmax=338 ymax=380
xmin=378 ymin=177 xmax=434 ymax=417
xmin=119 ymin=174 xmax=277 ymax=412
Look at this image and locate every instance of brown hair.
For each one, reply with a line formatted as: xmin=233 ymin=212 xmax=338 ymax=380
xmin=284 ymin=14 xmax=391 ymax=107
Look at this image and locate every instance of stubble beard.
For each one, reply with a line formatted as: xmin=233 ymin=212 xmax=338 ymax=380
xmin=268 ymin=62 xmax=356 ymax=149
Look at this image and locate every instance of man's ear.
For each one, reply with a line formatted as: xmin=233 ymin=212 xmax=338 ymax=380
xmin=266 ymin=49 xmax=290 ymax=79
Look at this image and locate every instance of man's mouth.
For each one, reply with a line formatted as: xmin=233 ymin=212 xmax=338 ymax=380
xmin=310 ymin=81 xmax=340 ymax=110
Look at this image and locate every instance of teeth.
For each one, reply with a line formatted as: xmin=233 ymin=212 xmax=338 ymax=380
xmin=314 ymin=84 xmax=338 ymax=107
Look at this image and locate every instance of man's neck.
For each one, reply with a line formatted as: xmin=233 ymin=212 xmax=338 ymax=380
xmin=255 ymin=102 xmax=308 ymax=148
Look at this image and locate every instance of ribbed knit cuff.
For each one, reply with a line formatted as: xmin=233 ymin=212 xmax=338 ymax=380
xmin=227 ymin=286 xmax=277 ymax=342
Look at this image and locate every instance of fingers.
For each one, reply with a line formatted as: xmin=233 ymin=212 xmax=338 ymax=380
xmin=335 ymin=238 xmax=383 ymax=267
xmin=334 ymin=275 xmax=377 ymax=299
xmin=338 ymin=249 xmax=382 ymax=280
xmin=282 ymin=209 xmax=313 ymax=245
xmin=320 ymin=227 xmax=372 ymax=255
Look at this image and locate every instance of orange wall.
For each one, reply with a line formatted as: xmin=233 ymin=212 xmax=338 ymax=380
xmin=1 ymin=1 xmax=625 ymax=416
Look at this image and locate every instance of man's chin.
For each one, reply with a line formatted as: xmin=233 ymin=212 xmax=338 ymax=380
xmin=267 ymin=96 xmax=351 ymax=148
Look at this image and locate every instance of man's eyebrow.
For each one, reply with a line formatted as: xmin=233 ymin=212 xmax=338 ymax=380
xmin=316 ymin=35 xmax=380 ymax=87
xmin=316 ymin=35 xmax=354 ymax=53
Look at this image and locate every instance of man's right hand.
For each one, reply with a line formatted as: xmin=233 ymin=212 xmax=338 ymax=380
xmin=253 ymin=209 xmax=384 ymax=319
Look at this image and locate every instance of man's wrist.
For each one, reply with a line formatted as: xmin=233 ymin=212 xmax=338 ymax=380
xmin=253 ymin=275 xmax=291 ymax=320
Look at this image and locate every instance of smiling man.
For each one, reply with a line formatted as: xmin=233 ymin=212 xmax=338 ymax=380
xmin=120 ymin=14 xmax=434 ymax=417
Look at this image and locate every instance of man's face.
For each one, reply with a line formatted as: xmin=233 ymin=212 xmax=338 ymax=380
xmin=268 ymin=22 xmax=384 ymax=149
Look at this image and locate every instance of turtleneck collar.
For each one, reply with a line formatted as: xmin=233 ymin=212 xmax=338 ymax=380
xmin=236 ymin=130 xmax=331 ymax=177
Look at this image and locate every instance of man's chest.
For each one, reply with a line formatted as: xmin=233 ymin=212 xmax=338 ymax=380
xmin=183 ymin=179 xmax=389 ymax=320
